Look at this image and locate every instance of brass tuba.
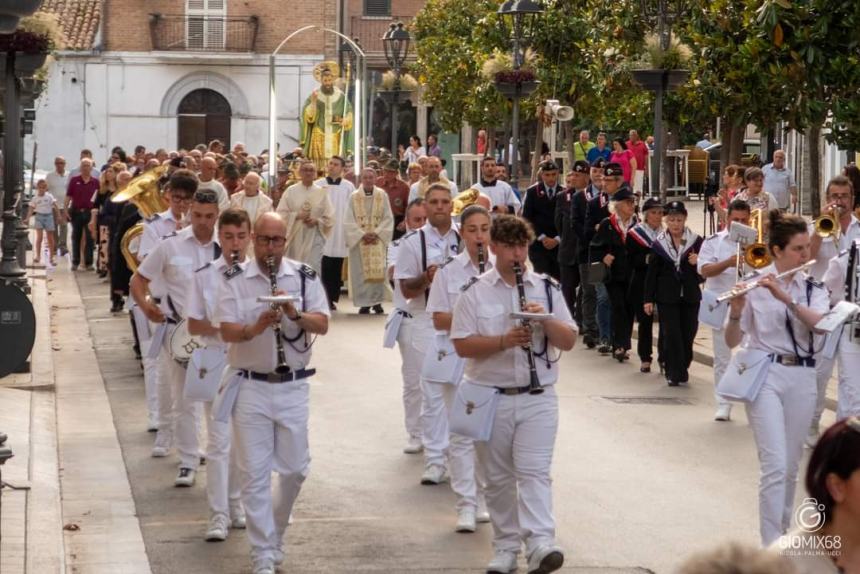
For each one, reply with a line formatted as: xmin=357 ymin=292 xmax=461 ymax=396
xmin=113 ymin=165 xmax=169 ymax=273
xmin=744 ymin=208 xmax=772 ymax=269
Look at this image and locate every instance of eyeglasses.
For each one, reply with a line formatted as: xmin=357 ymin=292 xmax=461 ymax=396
xmin=170 ymin=195 xmax=193 ymax=203
xmin=193 ymin=190 xmax=218 ymax=205
xmin=255 ymin=235 xmax=287 ymax=247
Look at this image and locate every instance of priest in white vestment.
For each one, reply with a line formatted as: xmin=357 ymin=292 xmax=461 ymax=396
xmin=316 ymin=156 xmax=355 ymax=310
xmin=277 ymin=160 xmax=334 ymax=272
xmin=344 ymin=168 xmax=394 ymax=314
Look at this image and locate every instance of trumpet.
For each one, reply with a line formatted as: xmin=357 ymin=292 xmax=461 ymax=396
xmin=713 ymin=259 xmax=817 ymax=307
xmin=265 ymin=255 xmax=291 ymax=375
xmin=744 ymin=209 xmax=771 ymax=269
xmin=477 ymin=242 xmax=485 ymax=273
xmin=512 ymin=262 xmax=543 ymax=395
xmin=815 ymin=206 xmax=841 ymax=239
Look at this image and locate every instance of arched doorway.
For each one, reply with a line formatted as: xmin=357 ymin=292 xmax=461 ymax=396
xmin=177 ymin=88 xmax=231 ymax=150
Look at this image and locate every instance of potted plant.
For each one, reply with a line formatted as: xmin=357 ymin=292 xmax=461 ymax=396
xmin=630 ymin=33 xmax=691 ymax=90
xmin=482 ymin=48 xmax=540 ymax=99
xmin=0 ymin=11 xmax=64 ymax=74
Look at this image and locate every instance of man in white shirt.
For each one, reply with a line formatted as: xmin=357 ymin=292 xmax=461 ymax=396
xmin=471 ymin=156 xmax=521 ymax=215
xmin=762 ymin=150 xmax=797 ymax=211
xmin=197 ymin=156 xmax=230 ymax=211
xmin=130 ymin=188 xmax=221 ymax=488
xmin=46 ymin=156 xmax=69 ymax=255
xmin=230 ymin=172 xmax=273 ymax=224
xmin=408 ymin=156 xmax=459 ymax=202
xmin=316 ymin=156 xmax=355 ymax=310
xmin=698 ymin=199 xmax=751 ymax=422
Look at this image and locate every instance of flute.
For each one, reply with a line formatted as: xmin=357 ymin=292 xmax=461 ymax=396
xmin=713 ymin=260 xmax=817 ymax=306
xmin=265 ymin=255 xmax=291 ymax=374
xmin=512 ymin=262 xmax=543 ymax=395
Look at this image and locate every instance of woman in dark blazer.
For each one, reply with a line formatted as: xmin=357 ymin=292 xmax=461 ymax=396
xmin=590 ymin=187 xmax=638 ymax=362
xmin=626 ymin=198 xmax=664 ymax=373
xmin=643 ymin=201 xmax=704 ymax=386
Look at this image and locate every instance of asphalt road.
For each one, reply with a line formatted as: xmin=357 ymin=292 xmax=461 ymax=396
xmin=75 ymin=270 xmax=828 ymax=574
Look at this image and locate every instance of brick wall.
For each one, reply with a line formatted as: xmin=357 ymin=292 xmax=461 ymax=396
xmin=105 ymin=0 xmax=337 ymax=55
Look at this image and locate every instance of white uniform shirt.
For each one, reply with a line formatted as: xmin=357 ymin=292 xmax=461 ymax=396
xmin=426 ymin=250 xmax=493 ymax=318
xmin=822 ymin=252 xmax=849 ymax=306
xmin=316 ymin=176 xmax=355 ymax=258
xmin=470 ymin=180 xmax=521 ymax=213
xmin=697 ymin=230 xmax=739 ymax=294
xmin=186 ymin=256 xmax=239 ymax=348
xmin=215 ymin=257 xmax=330 ymax=372
xmin=138 ymin=209 xmax=181 ymax=298
xmin=451 ymin=267 xmax=577 ymax=388
xmin=45 ymin=171 xmax=69 ymax=207
xmin=393 ymin=222 xmax=461 ymax=316
xmin=387 ymin=238 xmax=408 ymax=311
xmin=808 ymin=215 xmax=860 ymax=280
xmin=739 ymin=264 xmax=829 ymax=356
xmin=198 ymin=179 xmax=230 ymax=212
xmin=137 ymin=226 xmax=220 ymax=318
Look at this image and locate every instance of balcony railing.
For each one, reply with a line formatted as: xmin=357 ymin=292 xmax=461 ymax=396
xmin=348 ymin=15 xmax=412 ymax=56
xmin=149 ymin=14 xmax=259 ymax=52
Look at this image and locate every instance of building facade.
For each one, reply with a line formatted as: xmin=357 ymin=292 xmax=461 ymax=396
xmin=29 ymin=0 xmax=339 ymax=168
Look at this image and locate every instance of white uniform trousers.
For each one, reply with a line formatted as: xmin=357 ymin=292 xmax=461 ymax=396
xmin=132 ymin=307 xmax=161 ymax=424
xmin=745 ymin=363 xmax=816 ymax=546
xmin=153 ymin=352 xmax=174 ymax=451
xmin=474 ymin=387 xmax=559 ymax=556
xmin=810 ymin=352 xmax=836 ymax=435
xmin=396 ymin=316 xmax=428 ymax=441
xmin=711 ymin=327 xmax=732 ymax=408
xmin=159 ymin=355 xmax=202 ymax=469
xmin=233 ymin=377 xmax=310 ymax=564
xmin=837 ymin=332 xmax=860 ymax=419
xmin=203 ymin=400 xmax=242 ymax=518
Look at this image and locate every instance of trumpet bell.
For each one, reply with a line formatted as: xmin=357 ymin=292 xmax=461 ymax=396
xmin=815 ymin=213 xmax=838 ymax=238
xmin=744 ymin=243 xmax=771 ymax=269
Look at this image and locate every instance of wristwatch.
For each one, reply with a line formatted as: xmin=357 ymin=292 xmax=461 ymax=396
xmin=289 ymin=310 xmax=303 ymax=322
xmin=788 ymin=298 xmax=799 ymax=313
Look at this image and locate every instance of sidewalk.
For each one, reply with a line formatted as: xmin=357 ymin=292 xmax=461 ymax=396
xmin=0 ymin=253 xmax=151 ymax=574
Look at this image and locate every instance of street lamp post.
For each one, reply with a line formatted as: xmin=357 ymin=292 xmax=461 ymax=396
xmin=497 ymin=0 xmax=543 ymax=184
xmin=382 ymin=22 xmax=411 ymax=157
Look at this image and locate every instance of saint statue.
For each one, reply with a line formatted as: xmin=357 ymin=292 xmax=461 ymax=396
xmin=300 ymin=61 xmax=354 ymax=171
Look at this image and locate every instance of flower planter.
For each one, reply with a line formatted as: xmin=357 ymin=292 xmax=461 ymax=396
xmin=494 ymin=80 xmax=539 ymax=99
xmin=631 ymin=69 xmax=689 ymax=92
xmin=15 ymin=52 xmax=47 ymax=75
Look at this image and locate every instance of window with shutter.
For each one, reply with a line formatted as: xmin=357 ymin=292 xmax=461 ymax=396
xmin=186 ymin=0 xmax=226 ymax=50
xmin=364 ymin=0 xmax=391 ymax=17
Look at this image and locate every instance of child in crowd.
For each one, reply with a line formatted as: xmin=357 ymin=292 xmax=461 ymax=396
xmin=25 ymin=179 xmax=59 ymax=266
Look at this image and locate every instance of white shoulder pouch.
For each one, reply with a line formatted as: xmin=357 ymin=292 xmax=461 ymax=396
xmin=448 ymin=381 xmax=499 ymax=441
xmin=421 ymin=333 xmax=466 ymax=384
xmin=716 ymin=348 xmax=771 ymax=403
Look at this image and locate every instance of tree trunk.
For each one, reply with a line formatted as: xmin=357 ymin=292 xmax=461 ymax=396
xmin=719 ymin=119 xmax=732 ymax=172
xmin=531 ymin=111 xmax=545 ymax=185
xmin=727 ymin=124 xmax=744 ymax=165
xmin=806 ymin=122 xmax=823 ymax=218
xmin=564 ymin=122 xmax=575 ymax=170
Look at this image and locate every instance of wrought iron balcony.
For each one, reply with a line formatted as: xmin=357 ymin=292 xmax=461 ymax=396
xmin=149 ymin=14 xmax=259 ymax=52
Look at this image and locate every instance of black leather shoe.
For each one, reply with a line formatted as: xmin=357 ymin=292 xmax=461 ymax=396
xmin=358 ymin=307 xmax=370 ymax=314
xmin=372 ymin=304 xmax=384 ymax=314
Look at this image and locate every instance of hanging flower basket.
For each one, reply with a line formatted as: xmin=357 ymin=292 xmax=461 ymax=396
xmin=494 ymin=79 xmax=539 ymax=100
xmin=14 ymin=52 xmax=47 ymax=74
xmin=631 ymin=69 xmax=689 ymax=92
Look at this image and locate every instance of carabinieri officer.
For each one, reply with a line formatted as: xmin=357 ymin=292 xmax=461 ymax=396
xmin=451 ymin=215 xmax=577 ymax=574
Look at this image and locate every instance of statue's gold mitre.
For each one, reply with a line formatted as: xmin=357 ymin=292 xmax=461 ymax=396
xmin=313 ymin=61 xmax=340 ymax=82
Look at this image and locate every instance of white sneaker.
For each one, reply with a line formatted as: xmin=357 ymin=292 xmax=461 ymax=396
xmin=527 ymin=545 xmax=564 ymax=574
xmin=714 ymin=404 xmax=732 ymax=422
xmin=151 ymin=445 xmax=169 ymax=458
xmin=147 ymin=415 xmax=159 ymax=432
xmin=204 ymin=514 xmax=229 ymax=541
xmin=455 ymin=507 xmax=476 ymax=533
xmin=174 ymin=467 xmax=196 ymax=487
xmin=476 ymin=498 xmax=491 ymax=523
xmin=252 ymin=560 xmax=275 ymax=574
xmin=229 ymin=503 xmax=246 ymax=529
xmin=403 ymin=436 xmax=424 ymax=454
xmin=420 ymin=464 xmax=448 ymax=485
xmin=486 ymin=550 xmax=518 ymax=573
xmin=273 ymin=547 xmax=285 ymax=566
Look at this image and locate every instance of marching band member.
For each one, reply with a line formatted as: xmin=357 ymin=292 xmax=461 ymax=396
xmin=425 ymin=205 xmax=493 ymax=533
xmin=451 ymin=215 xmax=576 ymax=574
xmin=394 ymin=183 xmax=461 ymax=485
xmin=130 ymin=188 xmax=222 ymax=486
xmin=724 ymin=210 xmax=828 ymax=546
xmin=810 ymin=175 xmax=860 ymax=438
xmin=136 ymin=170 xmax=193 ymax=436
xmin=698 ymin=199 xmax=751 ymax=421
xmin=216 ymin=212 xmax=330 ymax=574
xmin=386 ymin=198 xmax=428 ymax=454
xmin=643 ymin=201 xmax=703 ymax=387
xmin=186 ymin=208 xmax=252 ymax=541
xmin=471 ymin=156 xmax=521 ymax=216
xmin=590 ymin=186 xmax=638 ymax=362
xmin=626 ymin=198 xmax=663 ymax=373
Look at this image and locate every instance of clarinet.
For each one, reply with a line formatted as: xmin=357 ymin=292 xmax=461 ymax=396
xmin=512 ymin=262 xmax=543 ymax=395
xmin=265 ymin=255 xmax=291 ymax=374
xmin=477 ymin=242 xmax=485 ymax=273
